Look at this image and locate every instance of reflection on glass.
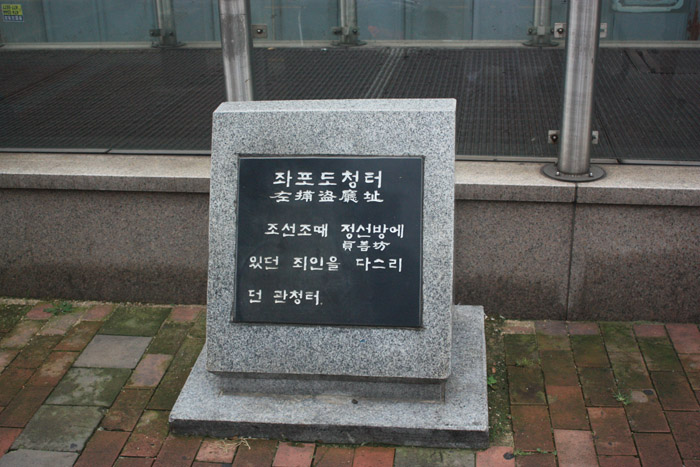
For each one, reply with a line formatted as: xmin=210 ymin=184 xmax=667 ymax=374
xmin=0 ymin=1 xmax=698 ymax=159
xmin=1 ymin=0 xmax=698 ymax=44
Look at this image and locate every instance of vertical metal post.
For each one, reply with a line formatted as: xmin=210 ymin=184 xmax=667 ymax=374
xmin=333 ymin=0 xmax=364 ymax=46
xmin=153 ymin=0 xmax=182 ymax=47
xmin=218 ymin=0 xmax=254 ymax=101
xmin=542 ymin=0 xmax=605 ymax=182
xmin=525 ymin=0 xmax=556 ymax=47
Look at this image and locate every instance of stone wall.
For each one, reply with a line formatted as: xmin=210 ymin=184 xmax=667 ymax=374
xmin=1 ymin=154 xmax=698 ymax=321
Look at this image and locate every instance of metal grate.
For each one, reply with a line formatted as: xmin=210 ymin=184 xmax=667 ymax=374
xmin=595 ymin=48 xmax=700 ymax=161
xmin=1 ymin=47 xmax=699 ymax=160
xmin=0 ymin=50 xmax=99 ymax=98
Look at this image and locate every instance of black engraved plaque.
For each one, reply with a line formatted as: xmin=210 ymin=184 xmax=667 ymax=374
xmin=234 ymin=156 xmax=423 ymax=327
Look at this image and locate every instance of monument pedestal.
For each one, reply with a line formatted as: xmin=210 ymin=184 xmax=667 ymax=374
xmin=170 ymin=99 xmax=487 ymax=448
xmin=171 ymin=306 xmax=488 ymax=448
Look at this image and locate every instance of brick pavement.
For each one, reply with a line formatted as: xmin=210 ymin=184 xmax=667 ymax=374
xmin=0 ymin=300 xmax=698 ymax=466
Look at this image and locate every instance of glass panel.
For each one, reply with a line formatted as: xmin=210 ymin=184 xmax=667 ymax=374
xmin=1 ymin=0 xmax=698 ymax=160
xmin=595 ymin=0 xmax=700 ymax=161
xmin=173 ymin=0 xmax=220 ymax=42
xmin=0 ymin=0 xmax=157 ymax=43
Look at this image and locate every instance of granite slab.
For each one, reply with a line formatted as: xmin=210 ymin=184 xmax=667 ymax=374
xmin=206 ymin=99 xmax=456 ymax=381
xmin=170 ymin=305 xmax=488 ymax=449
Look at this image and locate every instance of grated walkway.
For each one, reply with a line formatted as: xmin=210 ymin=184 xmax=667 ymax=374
xmin=0 ymin=300 xmax=698 ymax=465
xmin=1 ymin=47 xmax=700 ymax=160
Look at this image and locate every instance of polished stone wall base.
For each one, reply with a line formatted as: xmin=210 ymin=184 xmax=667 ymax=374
xmin=1 ymin=156 xmax=698 ymax=322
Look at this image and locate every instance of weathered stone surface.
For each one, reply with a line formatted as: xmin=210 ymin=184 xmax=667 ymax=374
xmin=74 ymin=335 xmax=151 ymax=369
xmin=171 ymin=307 xmax=488 ymax=448
xmin=206 ymin=99 xmax=456 ymax=381
xmin=100 ymin=306 xmax=169 ymax=337
xmin=46 ymin=367 xmax=131 ymax=407
xmin=11 ymin=405 xmax=104 ymax=452
xmin=0 ymin=449 xmax=78 ymax=467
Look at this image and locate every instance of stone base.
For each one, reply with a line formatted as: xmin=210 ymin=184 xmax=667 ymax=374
xmin=170 ymin=306 xmax=488 ymax=448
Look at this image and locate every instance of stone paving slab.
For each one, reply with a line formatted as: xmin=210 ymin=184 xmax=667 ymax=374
xmin=12 ymin=405 xmax=104 ymax=452
xmin=100 ymin=307 xmax=170 ymax=337
xmin=46 ymin=367 xmax=131 ymax=407
xmin=0 ymin=300 xmax=699 ymax=466
xmin=74 ymin=335 xmax=151 ymax=369
xmin=393 ymin=447 xmax=475 ymax=467
xmin=0 ymin=449 xmax=78 ymax=466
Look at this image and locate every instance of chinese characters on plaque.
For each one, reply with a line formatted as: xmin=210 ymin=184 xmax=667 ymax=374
xmin=235 ymin=156 xmax=423 ymax=327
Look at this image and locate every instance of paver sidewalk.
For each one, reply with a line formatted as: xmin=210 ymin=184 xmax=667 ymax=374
xmin=0 ymin=300 xmax=698 ymax=466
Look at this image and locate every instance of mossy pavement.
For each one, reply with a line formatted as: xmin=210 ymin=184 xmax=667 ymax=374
xmin=0 ymin=301 xmax=698 ymax=466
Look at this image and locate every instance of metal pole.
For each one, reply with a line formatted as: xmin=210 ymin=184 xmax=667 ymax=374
xmin=525 ymin=0 xmax=556 ymax=47
xmin=542 ymin=0 xmax=605 ymax=182
xmin=218 ymin=0 xmax=254 ymax=101
xmin=153 ymin=0 xmax=181 ymax=47
xmin=333 ymin=0 xmax=364 ymax=46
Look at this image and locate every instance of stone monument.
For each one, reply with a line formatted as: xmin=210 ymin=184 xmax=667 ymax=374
xmin=170 ymin=99 xmax=488 ymax=448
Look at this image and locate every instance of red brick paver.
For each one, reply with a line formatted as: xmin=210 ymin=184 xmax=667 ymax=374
xmin=0 ymin=349 xmax=18 ymax=370
xmin=169 ymin=306 xmax=202 ymax=323
xmin=665 ymin=411 xmax=700 ymax=459
xmin=312 ymin=446 xmax=354 ymax=466
xmin=571 ymin=335 xmax=609 ymax=367
xmin=475 ymin=446 xmax=514 ymax=466
xmin=546 ymin=385 xmax=588 ymax=430
xmin=634 ymin=433 xmax=682 ymax=466
xmin=25 ymin=304 xmax=53 ymax=320
xmin=0 ymin=367 xmax=34 ymax=405
xmin=232 ymin=439 xmax=277 ymax=467
xmin=501 ymin=320 xmax=535 ymax=335
xmin=540 ymin=350 xmax=579 ymax=386
xmin=0 ymin=320 xmax=42 ymax=349
xmin=598 ymin=456 xmax=640 ymax=466
xmin=515 ymin=452 xmax=556 ymax=467
xmin=127 ymin=354 xmax=172 ymax=388
xmin=55 ymin=321 xmax=102 ymax=351
xmin=567 ymin=322 xmax=599 ymax=335
xmin=0 ymin=386 xmax=52 ymax=428
xmin=352 ymin=446 xmax=395 ymax=467
xmin=633 ymin=324 xmax=666 ymax=338
xmin=625 ymin=389 xmax=669 ymax=433
xmin=2 ymin=307 xmax=700 ymax=467
xmin=10 ymin=335 xmax=61 ymax=369
xmin=0 ymin=427 xmax=22 ymax=456
xmin=587 ymin=407 xmax=636 ymax=456
xmin=651 ymin=371 xmax=699 ymax=410
xmin=666 ymin=324 xmax=700 ymax=354
xmin=508 ymin=366 xmax=546 ymax=405
xmin=195 ymin=438 xmax=239 ymax=463
xmin=578 ymin=367 xmax=620 ymax=406
xmin=83 ymin=305 xmax=114 ymax=321
xmin=115 ymin=457 xmax=155 ymax=467
xmin=102 ymin=389 xmax=153 ymax=431
xmin=553 ymin=430 xmax=597 ymax=467
xmin=535 ymin=321 xmax=568 ymax=336
xmin=75 ymin=430 xmax=130 ymax=467
xmin=121 ymin=410 xmax=170 ymax=458
xmin=609 ymin=351 xmax=652 ymax=389
xmin=272 ymin=442 xmax=315 ymax=467
xmin=38 ymin=312 xmax=82 ymax=336
xmin=511 ymin=405 xmax=554 ymax=451
xmin=27 ymin=351 xmax=78 ymax=387
xmin=152 ymin=434 xmax=201 ymax=467
xmin=679 ymin=353 xmax=700 ymax=372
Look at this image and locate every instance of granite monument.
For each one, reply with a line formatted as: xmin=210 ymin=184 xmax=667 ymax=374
xmin=170 ymin=99 xmax=488 ymax=448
